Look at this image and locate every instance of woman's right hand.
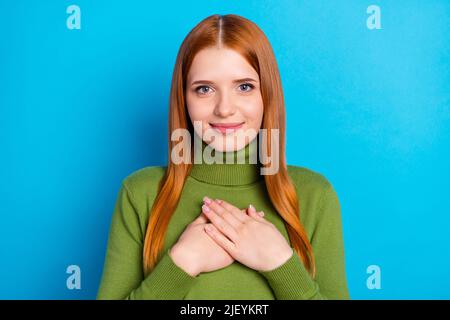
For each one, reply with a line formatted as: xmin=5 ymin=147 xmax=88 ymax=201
xmin=169 ymin=211 xmax=236 ymax=277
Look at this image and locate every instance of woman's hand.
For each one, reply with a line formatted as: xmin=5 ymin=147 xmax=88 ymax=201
xmin=201 ymin=197 xmax=294 ymax=272
xmin=169 ymin=211 xmax=235 ymax=277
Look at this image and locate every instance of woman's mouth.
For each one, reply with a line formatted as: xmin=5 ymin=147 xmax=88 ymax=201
xmin=209 ymin=122 xmax=244 ymax=134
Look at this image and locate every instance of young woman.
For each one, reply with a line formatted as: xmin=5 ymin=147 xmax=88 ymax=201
xmin=97 ymin=14 xmax=350 ymax=300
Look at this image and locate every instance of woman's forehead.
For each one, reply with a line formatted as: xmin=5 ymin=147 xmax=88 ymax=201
xmin=187 ymin=47 xmax=259 ymax=84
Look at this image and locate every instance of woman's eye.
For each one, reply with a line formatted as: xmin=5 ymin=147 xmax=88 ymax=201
xmin=195 ymin=86 xmax=212 ymax=95
xmin=238 ymin=83 xmax=254 ymax=92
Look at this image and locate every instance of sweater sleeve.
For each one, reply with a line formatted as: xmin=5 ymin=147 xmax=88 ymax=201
xmin=96 ymin=181 xmax=198 ymax=300
xmin=257 ymin=181 xmax=350 ymax=300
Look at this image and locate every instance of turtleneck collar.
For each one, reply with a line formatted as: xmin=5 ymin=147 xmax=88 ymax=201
xmin=188 ymin=138 xmax=263 ymax=186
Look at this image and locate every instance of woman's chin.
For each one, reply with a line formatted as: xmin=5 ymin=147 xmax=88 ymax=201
xmin=207 ymin=138 xmax=247 ymax=153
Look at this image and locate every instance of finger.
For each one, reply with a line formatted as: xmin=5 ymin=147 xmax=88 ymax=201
xmin=204 ymin=223 xmax=236 ymax=255
xmin=248 ymin=209 xmax=266 ymax=221
xmin=215 ymin=198 xmax=250 ymax=223
xmin=203 ymin=197 xmax=243 ymax=229
xmin=202 ymin=203 xmax=239 ymax=243
xmin=247 ymin=204 xmax=267 ymax=222
xmin=191 ymin=211 xmax=209 ymax=225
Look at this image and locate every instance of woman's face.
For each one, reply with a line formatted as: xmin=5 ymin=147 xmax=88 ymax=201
xmin=186 ymin=47 xmax=264 ymax=152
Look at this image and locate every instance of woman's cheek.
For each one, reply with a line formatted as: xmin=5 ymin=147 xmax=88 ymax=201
xmin=241 ymin=97 xmax=263 ymax=126
xmin=187 ymin=97 xmax=212 ymax=122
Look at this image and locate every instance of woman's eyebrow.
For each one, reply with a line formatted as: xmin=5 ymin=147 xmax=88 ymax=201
xmin=190 ymin=80 xmax=215 ymax=86
xmin=232 ymin=77 xmax=258 ymax=84
xmin=190 ymin=77 xmax=258 ymax=86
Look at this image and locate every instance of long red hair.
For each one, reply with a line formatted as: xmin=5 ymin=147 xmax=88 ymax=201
xmin=143 ymin=14 xmax=316 ymax=278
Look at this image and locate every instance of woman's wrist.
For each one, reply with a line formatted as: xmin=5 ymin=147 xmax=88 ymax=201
xmin=169 ymin=245 xmax=200 ymax=277
xmin=261 ymin=247 xmax=294 ymax=272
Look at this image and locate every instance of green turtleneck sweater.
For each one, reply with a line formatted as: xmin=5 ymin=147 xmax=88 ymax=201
xmin=96 ymin=140 xmax=350 ymax=300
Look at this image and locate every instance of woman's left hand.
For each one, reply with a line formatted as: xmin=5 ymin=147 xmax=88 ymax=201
xmin=201 ymin=196 xmax=294 ymax=272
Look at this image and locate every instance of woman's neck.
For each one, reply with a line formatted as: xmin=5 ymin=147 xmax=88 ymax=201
xmin=188 ymin=138 xmax=263 ymax=186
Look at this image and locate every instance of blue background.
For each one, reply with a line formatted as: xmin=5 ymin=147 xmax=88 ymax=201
xmin=1 ymin=1 xmax=449 ymax=299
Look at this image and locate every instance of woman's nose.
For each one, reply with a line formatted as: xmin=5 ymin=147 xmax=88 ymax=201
xmin=213 ymin=93 xmax=236 ymax=117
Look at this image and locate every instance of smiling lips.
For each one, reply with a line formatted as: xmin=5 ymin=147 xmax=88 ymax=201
xmin=209 ymin=122 xmax=244 ymax=134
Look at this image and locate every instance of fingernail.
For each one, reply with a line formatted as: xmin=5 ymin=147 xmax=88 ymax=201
xmin=202 ymin=204 xmax=210 ymax=212
xmin=259 ymin=211 xmax=265 ymax=217
xmin=203 ymin=196 xmax=212 ymax=205
xmin=249 ymin=204 xmax=255 ymax=211
xmin=216 ymin=199 xmax=223 ymax=204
